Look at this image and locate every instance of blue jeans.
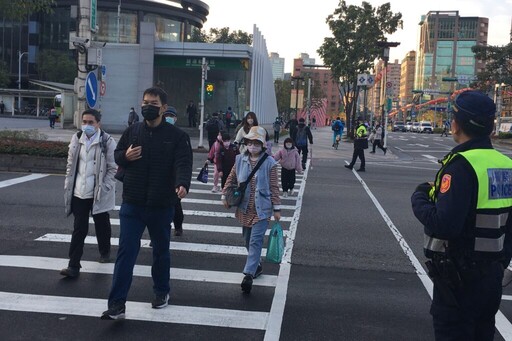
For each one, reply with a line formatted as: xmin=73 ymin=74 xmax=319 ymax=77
xmin=108 ymin=203 xmax=174 ymax=306
xmin=242 ymin=219 xmax=269 ymax=276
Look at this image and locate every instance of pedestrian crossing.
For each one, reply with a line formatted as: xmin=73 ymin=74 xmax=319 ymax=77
xmin=0 ymin=163 xmax=308 ymax=338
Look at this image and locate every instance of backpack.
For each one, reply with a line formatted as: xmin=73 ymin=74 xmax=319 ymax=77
xmin=295 ymin=127 xmax=307 ymax=147
xmin=76 ymin=129 xmax=110 ymax=155
xmin=225 ymin=111 xmax=232 ymax=120
xmin=332 ymin=121 xmax=340 ymax=132
xmin=206 ymin=119 xmax=221 ymax=136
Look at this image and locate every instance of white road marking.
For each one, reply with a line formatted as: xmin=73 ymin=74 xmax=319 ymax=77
xmin=0 ymin=291 xmax=268 ymax=330
xmin=422 ymin=154 xmax=439 ymax=164
xmin=0 ymin=255 xmax=277 ymax=287
xmin=108 ymin=209 xmax=293 ymax=222
xmin=264 ymin=159 xmax=309 ymax=340
xmin=36 ymin=233 xmax=267 ymax=256
xmin=346 ymin=161 xmax=512 ymax=341
xmin=188 ymin=188 xmax=298 ymax=201
xmin=0 ymin=174 xmax=49 ymax=189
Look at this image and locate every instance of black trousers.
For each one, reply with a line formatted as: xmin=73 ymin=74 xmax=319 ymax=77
xmin=274 ymin=130 xmax=280 ymax=143
xmin=281 ymin=168 xmax=296 ymax=192
xmin=69 ymin=196 xmax=111 ymax=268
xmin=297 ymin=145 xmax=308 ymax=166
xmin=349 ymin=147 xmax=365 ymax=169
xmin=372 ymin=139 xmax=386 ymax=153
xmin=173 ymin=199 xmax=183 ymax=230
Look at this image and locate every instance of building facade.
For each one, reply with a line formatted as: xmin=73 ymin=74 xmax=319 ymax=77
xmin=415 ymin=11 xmax=488 ymax=93
xmin=269 ymin=52 xmax=285 ymax=80
xmin=399 ymin=51 xmax=416 ymax=107
xmin=369 ymin=59 xmax=401 ymax=122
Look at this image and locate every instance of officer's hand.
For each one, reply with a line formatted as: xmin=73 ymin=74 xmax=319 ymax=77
xmin=415 ymin=182 xmax=433 ymax=194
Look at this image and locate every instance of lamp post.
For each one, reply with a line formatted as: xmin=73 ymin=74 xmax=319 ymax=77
xmin=291 ymin=76 xmax=304 ymax=120
xmin=18 ymin=51 xmax=28 ymax=113
xmin=495 ymin=83 xmax=506 ymax=135
xmin=376 ymin=41 xmax=400 ymax=148
xmin=116 ymin=0 xmax=122 ymax=43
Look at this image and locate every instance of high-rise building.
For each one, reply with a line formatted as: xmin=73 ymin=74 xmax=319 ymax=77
xmin=415 ymin=11 xmax=488 ymax=92
xmin=369 ymin=59 xmax=401 ymax=121
xmin=400 ymin=51 xmax=416 ymax=106
xmin=297 ymin=53 xmax=315 ymax=66
xmin=269 ymin=52 xmax=285 ymax=80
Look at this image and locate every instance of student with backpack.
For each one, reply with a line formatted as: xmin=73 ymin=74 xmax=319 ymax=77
xmin=207 ymin=131 xmax=224 ymax=193
xmin=205 ymin=112 xmax=225 ymax=149
xmin=217 ymin=132 xmax=240 ymax=189
xmin=225 ymin=107 xmax=234 ymax=133
xmin=61 ymin=109 xmax=117 ymax=278
xmin=273 ymin=137 xmax=302 ymax=197
xmin=295 ymin=118 xmax=313 ymax=170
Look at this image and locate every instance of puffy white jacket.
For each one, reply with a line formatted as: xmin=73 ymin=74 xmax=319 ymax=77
xmin=64 ymin=130 xmax=117 ymax=216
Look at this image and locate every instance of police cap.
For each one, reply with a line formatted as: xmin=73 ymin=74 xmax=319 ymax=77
xmin=452 ymin=91 xmax=495 ymax=132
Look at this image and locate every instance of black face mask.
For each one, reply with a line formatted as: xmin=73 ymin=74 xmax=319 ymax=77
xmin=141 ymin=105 xmax=161 ymax=121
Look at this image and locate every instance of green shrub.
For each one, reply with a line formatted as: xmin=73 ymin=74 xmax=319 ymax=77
xmin=0 ymin=130 xmax=68 ymax=158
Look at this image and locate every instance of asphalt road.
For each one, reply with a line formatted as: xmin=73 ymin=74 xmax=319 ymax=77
xmin=1 ymin=120 xmax=512 ymax=340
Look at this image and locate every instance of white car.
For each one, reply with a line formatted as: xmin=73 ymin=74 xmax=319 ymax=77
xmin=405 ymin=122 xmax=413 ymax=131
xmin=412 ymin=122 xmax=420 ymax=132
xmin=418 ymin=121 xmax=433 ymax=134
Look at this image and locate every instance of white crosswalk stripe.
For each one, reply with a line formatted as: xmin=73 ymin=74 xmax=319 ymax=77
xmin=0 ymin=162 xmax=308 ymax=336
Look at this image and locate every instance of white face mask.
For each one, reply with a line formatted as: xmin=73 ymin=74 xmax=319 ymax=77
xmin=285 ymin=143 xmax=293 ymax=149
xmin=165 ymin=117 xmax=175 ymax=125
xmin=81 ymin=124 xmax=96 ymax=137
xmin=247 ymin=144 xmax=262 ymax=154
xmin=247 ymin=118 xmax=254 ymax=125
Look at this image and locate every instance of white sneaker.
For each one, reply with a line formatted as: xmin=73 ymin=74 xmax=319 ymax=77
xmin=211 ymin=186 xmax=219 ymax=193
xmin=283 ymin=191 xmax=288 ymax=197
xmin=289 ymin=189 xmax=294 ymax=196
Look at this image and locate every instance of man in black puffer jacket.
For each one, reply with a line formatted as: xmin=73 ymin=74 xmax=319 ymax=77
xmin=101 ymin=87 xmax=192 ymax=320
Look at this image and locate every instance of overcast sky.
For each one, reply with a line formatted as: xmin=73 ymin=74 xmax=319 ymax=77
xmin=203 ymin=0 xmax=512 ymax=72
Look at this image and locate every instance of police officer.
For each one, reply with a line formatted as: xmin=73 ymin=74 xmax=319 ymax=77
xmin=345 ymin=118 xmax=368 ymax=172
xmin=411 ymin=90 xmax=512 ymax=340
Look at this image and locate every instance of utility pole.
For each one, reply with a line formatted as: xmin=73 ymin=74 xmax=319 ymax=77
xmin=18 ymin=51 xmax=28 ymax=113
xmin=74 ymin=0 xmax=93 ymax=125
xmin=198 ymin=57 xmax=208 ymax=149
xmin=116 ymin=0 xmax=121 ymax=43
xmin=306 ymin=78 xmax=312 ymax=126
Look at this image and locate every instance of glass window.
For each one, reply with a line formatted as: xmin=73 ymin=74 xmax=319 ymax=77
xmin=145 ymin=14 xmax=181 ymax=42
xmin=95 ymin=10 xmax=137 ymax=44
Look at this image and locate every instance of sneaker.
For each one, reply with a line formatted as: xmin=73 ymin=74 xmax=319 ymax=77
xmin=151 ymin=293 xmax=169 ymax=309
xmin=101 ymin=302 xmax=126 ymax=320
xmin=174 ymin=229 xmax=183 ymax=236
xmin=283 ymin=191 xmax=288 ymax=198
xmin=288 ymin=189 xmax=294 ymax=196
xmin=503 ymin=268 xmax=512 ymax=287
xmin=211 ymin=186 xmax=219 ymax=193
xmin=60 ymin=266 xmax=80 ymax=278
xmin=384 ymin=148 xmax=387 ymax=155
xmin=369 ymin=151 xmax=375 ymax=154
xmin=254 ymin=264 xmax=263 ymax=279
xmin=356 ymin=168 xmax=365 ymax=172
xmin=344 ymin=165 xmax=353 ymax=170
xmin=241 ymin=275 xmax=253 ymax=294
xmin=98 ymin=253 xmax=111 ymax=263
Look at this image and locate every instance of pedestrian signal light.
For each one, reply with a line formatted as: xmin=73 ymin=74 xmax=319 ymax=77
xmin=205 ymin=82 xmax=214 ymax=99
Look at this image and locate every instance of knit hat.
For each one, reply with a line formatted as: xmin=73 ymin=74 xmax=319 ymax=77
xmin=164 ymin=106 xmax=177 ymax=117
xmin=452 ymin=91 xmax=495 ymax=130
xmin=243 ymin=126 xmax=266 ymax=144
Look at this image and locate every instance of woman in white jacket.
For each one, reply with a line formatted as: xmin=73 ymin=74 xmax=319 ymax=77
xmin=61 ymin=109 xmax=117 ymax=278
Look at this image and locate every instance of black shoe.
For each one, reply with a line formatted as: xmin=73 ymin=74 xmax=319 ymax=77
xmin=241 ymin=275 xmax=253 ymax=294
xmin=101 ymin=302 xmax=126 ymax=320
xmin=254 ymin=264 xmax=263 ymax=279
xmin=356 ymin=168 xmax=365 ymax=172
xmin=151 ymin=293 xmax=169 ymax=309
xmin=369 ymin=151 xmax=375 ymax=153
xmin=174 ymin=229 xmax=183 ymax=237
xmin=344 ymin=165 xmax=353 ymax=170
xmin=60 ymin=266 xmax=80 ymax=278
xmin=384 ymin=148 xmax=387 ymax=155
xmin=98 ymin=253 xmax=111 ymax=263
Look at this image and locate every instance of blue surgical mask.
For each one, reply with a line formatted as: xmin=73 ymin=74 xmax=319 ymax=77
xmin=165 ymin=117 xmax=175 ymax=125
xmin=81 ymin=124 xmax=96 ymax=137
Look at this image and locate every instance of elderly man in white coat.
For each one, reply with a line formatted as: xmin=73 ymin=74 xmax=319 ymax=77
xmin=61 ymin=109 xmax=117 ymax=278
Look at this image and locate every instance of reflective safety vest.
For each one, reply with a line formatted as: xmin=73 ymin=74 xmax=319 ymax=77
xmin=424 ymin=149 xmax=512 ymax=260
xmin=356 ymin=125 xmax=367 ymax=138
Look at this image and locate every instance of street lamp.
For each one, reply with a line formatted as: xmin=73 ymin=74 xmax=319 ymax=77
xmin=495 ymin=82 xmax=506 ymax=134
xmin=376 ymin=41 xmax=400 ymax=148
xmin=116 ymin=0 xmax=122 ymax=43
xmin=18 ymin=51 xmax=28 ymax=113
xmin=291 ymin=76 xmax=304 ymax=120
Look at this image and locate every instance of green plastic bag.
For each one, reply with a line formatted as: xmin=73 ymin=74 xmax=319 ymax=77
xmin=266 ymin=222 xmax=284 ymax=264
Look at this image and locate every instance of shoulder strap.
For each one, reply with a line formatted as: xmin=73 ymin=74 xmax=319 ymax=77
xmin=244 ymin=153 xmax=269 ymax=184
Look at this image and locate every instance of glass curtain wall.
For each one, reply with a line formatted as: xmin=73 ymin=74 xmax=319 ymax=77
xmin=144 ymin=14 xmax=181 ymax=42
xmin=95 ymin=10 xmax=138 ymax=43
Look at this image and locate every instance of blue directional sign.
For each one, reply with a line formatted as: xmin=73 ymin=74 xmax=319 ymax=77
xmin=85 ymin=71 xmax=98 ymax=108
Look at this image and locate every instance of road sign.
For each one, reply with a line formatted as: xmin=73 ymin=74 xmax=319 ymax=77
xmin=90 ymin=0 xmax=97 ymax=32
xmin=357 ymin=74 xmax=368 ymax=86
xmin=100 ymin=81 xmax=106 ymax=96
xmin=101 ymin=65 xmax=106 ymax=76
xmin=367 ymin=75 xmax=375 ymax=86
xmin=85 ymin=71 xmax=98 ymax=108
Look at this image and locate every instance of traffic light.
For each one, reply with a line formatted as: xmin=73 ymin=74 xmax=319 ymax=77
xmin=205 ymin=82 xmax=214 ymax=99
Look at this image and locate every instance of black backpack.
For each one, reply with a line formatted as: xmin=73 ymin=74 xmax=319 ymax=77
xmin=295 ymin=127 xmax=307 ymax=147
xmin=206 ymin=119 xmax=220 ymax=136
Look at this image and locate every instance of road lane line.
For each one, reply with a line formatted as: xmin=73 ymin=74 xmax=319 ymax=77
xmin=264 ymin=159 xmax=310 ymax=341
xmin=0 ymin=291 xmax=269 ymax=330
xmin=422 ymin=154 xmax=440 ymax=164
xmin=36 ymin=233 xmax=268 ymax=256
xmin=0 ymin=174 xmax=49 ymax=189
xmin=346 ymin=162 xmax=512 ymax=340
xmin=0 ymin=255 xmax=277 ymax=287
xmin=188 ymin=188 xmax=298 ymax=201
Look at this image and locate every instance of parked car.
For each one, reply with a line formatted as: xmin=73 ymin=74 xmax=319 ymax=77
xmin=418 ymin=121 xmax=433 ymax=134
xmin=405 ymin=122 xmax=413 ymax=132
xmin=392 ymin=121 xmax=406 ymax=132
xmin=412 ymin=122 xmax=420 ymax=132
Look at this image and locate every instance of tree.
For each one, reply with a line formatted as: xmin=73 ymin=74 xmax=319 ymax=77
xmin=472 ymin=43 xmax=512 ymax=91
xmin=37 ymin=50 xmax=76 ymax=84
xmin=188 ymin=27 xmax=253 ymax=45
xmin=0 ymin=0 xmax=55 ymax=21
xmin=274 ymin=79 xmax=292 ymax=115
xmin=0 ymin=61 xmax=10 ymax=87
xmin=317 ymin=1 xmax=402 ymax=137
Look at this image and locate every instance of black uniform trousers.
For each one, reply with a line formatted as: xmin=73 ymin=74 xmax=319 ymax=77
xmin=431 ymin=262 xmax=503 ymax=341
xmin=281 ymin=168 xmax=296 ymax=192
xmin=173 ymin=199 xmax=184 ymax=231
xmin=348 ymin=147 xmax=365 ymax=169
xmin=69 ymin=196 xmax=111 ymax=268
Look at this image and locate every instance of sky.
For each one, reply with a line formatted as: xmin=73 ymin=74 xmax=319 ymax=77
xmin=203 ymin=0 xmax=512 ymax=73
